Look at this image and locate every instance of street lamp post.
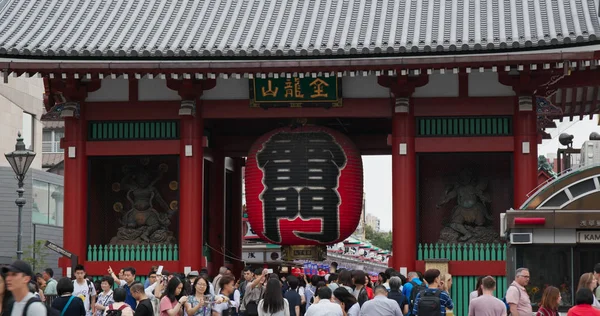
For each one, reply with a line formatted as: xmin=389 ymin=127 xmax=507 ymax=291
xmin=4 ymin=133 xmax=36 ymax=260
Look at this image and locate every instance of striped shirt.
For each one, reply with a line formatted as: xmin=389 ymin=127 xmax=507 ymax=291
xmin=412 ymin=288 xmax=454 ymax=316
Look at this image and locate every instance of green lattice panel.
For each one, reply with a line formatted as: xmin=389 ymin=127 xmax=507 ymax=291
xmin=417 ymin=117 xmax=512 ymax=137
xmin=88 ymin=121 xmax=179 ymax=141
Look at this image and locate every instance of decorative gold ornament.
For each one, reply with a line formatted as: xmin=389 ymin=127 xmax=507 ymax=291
xmin=170 ymin=200 xmax=178 ymax=211
xmin=112 ymin=182 xmax=121 ymax=192
xmin=159 ymin=163 xmax=168 ymax=172
xmin=169 ymin=181 xmax=178 ymax=191
xmin=113 ymin=202 xmax=123 ymax=212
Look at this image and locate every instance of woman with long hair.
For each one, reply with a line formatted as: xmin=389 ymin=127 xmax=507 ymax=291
xmin=376 ymin=273 xmax=387 ymax=288
xmin=258 ymin=278 xmax=289 ymax=316
xmin=185 ymin=275 xmax=213 ymax=316
xmin=333 ymin=287 xmax=359 ymax=316
xmin=0 ymin=273 xmax=14 ymax=316
xmin=160 ymin=277 xmax=188 ymax=316
xmin=577 ymin=273 xmax=600 ymax=309
xmin=537 ymin=286 xmax=561 ymax=316
xmin=469 ymin=276 xmax=484 ymax=303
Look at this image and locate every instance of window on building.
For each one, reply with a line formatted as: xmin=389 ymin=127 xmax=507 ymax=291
xmin=22 ymin=112 xmax=34 ymax=150
xmin=516 ymin=246 xmax=573 ymax=307
xmin=42 ymin=130 xmax=64 ymax=153
xmin=32 ymin=180 xmax=64 ymax=227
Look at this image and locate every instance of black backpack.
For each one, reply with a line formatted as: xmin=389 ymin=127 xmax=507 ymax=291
xmin=409 ymin=281 xmax=427 ymax=310
xmin=22 ymin=296 xmax=60 ymax=316
xmin=357 ymin=287 xmax=369 ymax=307
xmin=416 ymin=289 xmax=441 ymax=316
xmin=105 ymin=304 xmax=127 ymax=316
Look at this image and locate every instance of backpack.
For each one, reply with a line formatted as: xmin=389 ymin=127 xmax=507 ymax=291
xmin=357 ymin=287 xmax=369 ymax=307
xmin=501 ymin=285 xmax=520 ymax=316
xmin=105 ymin=304 xmax=127 ymax=316
xmin=22 ymin=296 xmax=60 ymax=316
xmin=72 ymin=279 xmax=95 ymax=296
xmin=416 ymin=289 xmax=441 ymax=316
xmin=409 ymin=281 xmax=427 ymax=310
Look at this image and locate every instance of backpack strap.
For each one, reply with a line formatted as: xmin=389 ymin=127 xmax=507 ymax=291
xmin=22 ymin=296 xmax=44 ymax=316
xmin=61 ymin=296 xmax=76 ymax=316
xmin=118 ymin=304 xmax=127 ymax=310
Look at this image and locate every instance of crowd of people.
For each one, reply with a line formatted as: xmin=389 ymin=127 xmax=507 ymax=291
xmin=1 ymin=260 xmax=600 ymax=316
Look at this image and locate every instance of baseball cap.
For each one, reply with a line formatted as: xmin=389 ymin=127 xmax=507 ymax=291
xmin=2 ymin=260 xmax=33 ymax=277
xmin=188 ymin=271 xmax=199 ymax=277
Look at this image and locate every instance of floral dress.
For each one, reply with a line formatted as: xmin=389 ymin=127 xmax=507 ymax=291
xmin=95 ymin=290 xmax=114 ymax=316
xmin=187 ymin=295 xmax=213 ymax=316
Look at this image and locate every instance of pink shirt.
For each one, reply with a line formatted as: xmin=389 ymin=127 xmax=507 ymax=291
xmin=505 ymin=281 xmax=532 ymax=316
xmin=160 ymin=296 xmax=182 ymax=316
xmin=468 ymin=294 xmax=507 ymax=316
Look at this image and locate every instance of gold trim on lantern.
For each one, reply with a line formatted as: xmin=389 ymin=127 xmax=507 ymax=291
xmin=113 ymin=202 xmax=123 ymax=212
xmin=170 ymin=200 xmax=178 ymax=211
xmin=169 ymin=181 xmax=178 ymax=191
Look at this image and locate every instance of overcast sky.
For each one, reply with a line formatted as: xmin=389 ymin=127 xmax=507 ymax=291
xmin=363 ymin=115 xmax=600 ymax=232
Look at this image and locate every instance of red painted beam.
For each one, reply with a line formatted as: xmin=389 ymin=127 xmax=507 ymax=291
xmin=415 ymin=261 xmax=506 ymax=276
xmin=85 ymin=101 xmax=181 ymax=120
xmin=413 ymin=97 xmax=514 ymax=116
xmin=86 ymin=140 xmax=180 ymax=156
xmin=202 ymin=98 xmax=391 ymax=119
xmin=514 ymin=217 xmax=546 ymax=225
xmin=415 ymin=136 xmax=514 ymax=152
xmin=80 ymin=261 xmax=180 ymax=277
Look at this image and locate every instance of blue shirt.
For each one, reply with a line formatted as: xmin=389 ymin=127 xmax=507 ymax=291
xmin=412 ymin=288 xmax=454 ymax=316
xmin=123 ymin=282 xmax=138 ymax=310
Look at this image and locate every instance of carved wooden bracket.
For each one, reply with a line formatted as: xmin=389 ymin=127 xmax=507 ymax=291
xmin=498 ymin=69 xmax=568 ymax=97
xmin=377 ymin=74 xmax=429 ymax=98
xmin=166 ymin=78 xmax=217 ymax=100
xmin=43 ymin=77 xmax=101 ymax=112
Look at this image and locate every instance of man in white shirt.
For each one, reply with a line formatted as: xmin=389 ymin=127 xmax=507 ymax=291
xmin=3 ymin=260 xmax=47 ymax=316
xmin=305 ymin=286 xmax=343 ymax=316
xmin=73 ymin=264 xmax=97 ymax=316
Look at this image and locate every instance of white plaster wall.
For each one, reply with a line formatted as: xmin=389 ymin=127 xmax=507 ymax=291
xmin=202 ymin=78 xmax=249 ymax=100
xmin=468 ymin=72 xmax=516 ymax=97
xmin=413 ymin=73 xmax=459 ymax=97
xmin=86 ymin=78 xmax=129 ymax=101
xmin=342 ymin=76 xmax=389 ymax=98
xmin=138 ymin=78 xmax=181 ymax=101
xmin=0 ymin=76 xmax=44 ymax=170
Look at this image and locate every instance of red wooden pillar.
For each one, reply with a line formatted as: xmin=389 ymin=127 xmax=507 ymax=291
xmin=179 ymin=111 xmax=204 ymax=271
xmin=230 ymin=158 xmax=244 ymax=275
xmin=391 ymin=98 xmax=417 ymax=272
xmin=62 ymin=106 xmax=87 ymax=268
xmin=513 ymin=95 xmax=538 ymax=208
xmin=208 ymin=150 xmax=225 ymax=275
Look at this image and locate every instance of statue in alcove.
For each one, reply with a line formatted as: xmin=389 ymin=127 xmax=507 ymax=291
xmin=110 ymin=161 xmax=177 ymax=245
xmin=436 ymin=169 xmax=498 ymax=243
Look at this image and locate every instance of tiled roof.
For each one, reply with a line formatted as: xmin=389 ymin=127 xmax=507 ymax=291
xmin=0 ymin=0 xmax=599 ymax=59
xmin=42 ymin=153 xmax=63 ymax=168
xmin=42 ymin=121 xmax=64 ymax=129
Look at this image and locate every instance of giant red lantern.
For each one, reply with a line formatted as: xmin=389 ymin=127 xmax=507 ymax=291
xmin=245 ymin=126 xmax=363 ymax=245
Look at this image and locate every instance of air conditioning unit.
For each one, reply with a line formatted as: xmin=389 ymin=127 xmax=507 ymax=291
xmin=580 ymin=140 xmax=600 ymax=167
xmin=510 ymin=233 xmax=533 ymax=244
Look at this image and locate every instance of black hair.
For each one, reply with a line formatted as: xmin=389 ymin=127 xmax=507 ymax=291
xmin=378 ymin=272 xmax=388 ymax=284
xmin=575 ymin=288 xmax=594 ymax=305
xmin=333 ymin=287 xmax=357 ymax=312
xmin=44 ymin=268 xmax=54 ymax=278
xmin=338 ymin=270 xmax=353 ymax=287
xmin=310 ymin=275 xmax=321 ymax=286
xmin=101 ymin=275 xmax=114 ymax=288
xmin=130 ymin=283 xmax=144 ymax=294
xmin=113 ymin=287 xmax=127 ymax=302
xmin=384 ymin=268 xmax=396 ymax=280
xmin=219 ymin=275 xmax=235 ymax=294
xmin=262 ymin=278 xmax=285 ymax=313
xmin=398 ymin=273 xmax=407 ymax=285
xmin=148 ymin=270 xmax=157 ymax=278
xmin=595 ymin=263 xmax=600 ymax=274
xmin=352 ymin=270 xmax=366 ymax=285
xmin=328 ymin=273 xmax=338 ymax=283
xmin=0 ymin=273 xmax=14 ymax=314
xmin=191 ymin=275 xmax=210 ymax=296
xmin=317 ymin=286 xmax=332 ymax=300
xmin=74 ymin=264 xmax=85 ymax=272
xmin=423 ymin=269 xmax=440 ymax=284
xmin=181 ymin=277 xmax=192 ymax=297
xmin=243 ymin=266 xmax=253 ymax=273
xmin=122 ymin=267 xmax=136 ymax=276
xmin=287 ymin=275 xmax=299 ymax=290
xmin=57 ymin=277 xmax=74 ymax=295
xmin=162 ymin=277 xmax=182 ymax=303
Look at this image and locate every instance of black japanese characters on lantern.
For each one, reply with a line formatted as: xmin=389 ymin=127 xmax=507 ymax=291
xmin=256 ymin=131 xmax=347 ymax=244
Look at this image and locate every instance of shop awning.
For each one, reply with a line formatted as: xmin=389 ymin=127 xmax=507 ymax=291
xmin=1 ymin=0 xmax=599 ymax=59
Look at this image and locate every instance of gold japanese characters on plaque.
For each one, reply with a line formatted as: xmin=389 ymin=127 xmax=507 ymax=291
xmin=250 ymin=76 xmax=342 ymax=109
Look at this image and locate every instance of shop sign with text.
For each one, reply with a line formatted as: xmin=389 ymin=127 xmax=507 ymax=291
xmin=250 ymin=77 xmax=342 ymax=108
xmin=578 ymin=231 xmax=600 ymax=243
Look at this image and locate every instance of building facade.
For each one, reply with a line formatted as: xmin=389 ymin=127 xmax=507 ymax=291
xmin=0 ymin=76 xmax=64 ymax=275
xmin=365 ymin=213 xmax=381 ymax=232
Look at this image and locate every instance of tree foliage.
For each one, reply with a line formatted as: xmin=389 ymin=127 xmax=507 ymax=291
xmin=16 ymin=240 xmax=48 ymax=272
xmin=364 ymin=225 xmax=392 ymax=251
